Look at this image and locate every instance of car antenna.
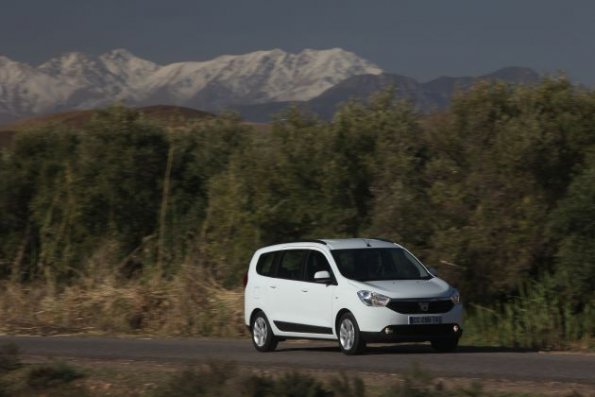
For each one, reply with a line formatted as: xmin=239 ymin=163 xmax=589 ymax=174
xmin=363 ymin=238 xmax=372 ymax=247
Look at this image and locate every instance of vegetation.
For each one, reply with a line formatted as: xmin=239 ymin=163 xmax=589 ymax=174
xmin=0 ymin=344 xmax=86 ymax=396
xmin=26 ymin=362 xmax=85 ymax=390
xmin=152 ymin=361 xmax=504 ymax=397
xmin=0 ymin=78 xmax=593 ymax=349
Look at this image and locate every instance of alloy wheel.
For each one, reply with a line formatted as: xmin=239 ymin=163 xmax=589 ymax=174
xmin=339 ymin=318 xmax=355 ymax=350
xmin=253 ymin=316 xmax=268 ymax=347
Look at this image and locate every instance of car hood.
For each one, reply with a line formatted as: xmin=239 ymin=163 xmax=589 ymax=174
xmin=347 ymin=278 xmax=451 ymax=299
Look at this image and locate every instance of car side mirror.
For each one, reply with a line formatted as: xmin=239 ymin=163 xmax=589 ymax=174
xmin=313 ymin=270 xmax=332 ymax=283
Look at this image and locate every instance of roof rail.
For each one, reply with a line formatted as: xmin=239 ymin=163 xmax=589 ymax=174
xmin=370 ymin=237 xmax=397 ymax=244
xmin=293 ymin=239 xmax=328 ymax=245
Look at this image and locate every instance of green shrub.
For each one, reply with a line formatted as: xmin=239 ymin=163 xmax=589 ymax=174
xmin=465 ymin=274 xmax=594 ymax=349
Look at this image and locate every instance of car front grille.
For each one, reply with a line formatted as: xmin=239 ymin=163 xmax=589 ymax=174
xmin=387 ymin=299 xmax=454 ymax=314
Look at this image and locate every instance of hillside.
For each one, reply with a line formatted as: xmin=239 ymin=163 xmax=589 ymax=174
xmin=235 ymin=67 xmax=541 ymax=121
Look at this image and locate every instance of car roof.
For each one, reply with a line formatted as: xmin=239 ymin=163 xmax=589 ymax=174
xmin=259 ymin=238 xmax=401 ymax=252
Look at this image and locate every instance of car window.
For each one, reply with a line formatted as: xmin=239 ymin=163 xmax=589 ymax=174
xmin=332 ymin=248 xmax=431 ymax=281
xmin=390 ymin=249 xmax=425 ymax=279
xmin=277 ymin=250 xmax=308 ymax=280
xmin=256 ymin=252 xmax=275 ymax=277
xmin=305 ymin=251 xmax=332 ymax=282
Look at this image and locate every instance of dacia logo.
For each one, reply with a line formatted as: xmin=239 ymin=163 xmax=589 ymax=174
xmin=419 ymin=302 xmax=429 ymax=312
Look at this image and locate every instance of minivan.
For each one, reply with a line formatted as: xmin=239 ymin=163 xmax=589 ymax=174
xmin=244 ymin=238 xmax=463 ymax=354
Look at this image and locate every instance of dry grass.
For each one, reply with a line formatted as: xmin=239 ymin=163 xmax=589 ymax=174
xmin=0 ymin=265 xmax=245 ymax=337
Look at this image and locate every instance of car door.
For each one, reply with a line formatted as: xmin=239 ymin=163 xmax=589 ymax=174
xmin=265 ymin=249 xmax=309 ymax=329
xmin=296 ymin=250 xmax=336 ymax=334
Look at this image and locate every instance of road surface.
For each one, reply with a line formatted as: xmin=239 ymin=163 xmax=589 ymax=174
xmin=0 ymin=336 xmax=593 ymax=385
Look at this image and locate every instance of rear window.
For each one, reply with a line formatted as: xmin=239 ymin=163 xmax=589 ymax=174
xmin=255 ymin=252 xmax=275 ymax=276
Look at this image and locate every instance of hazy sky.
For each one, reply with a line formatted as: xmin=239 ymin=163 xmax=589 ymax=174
xmin=1 ymin=0 xmax=593 ymax=83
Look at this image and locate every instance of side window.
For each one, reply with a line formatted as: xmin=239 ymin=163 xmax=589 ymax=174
xmin=305 ymin=251 xmax=332 ymax=282
xmin=256 ymin=252 xmax=275 ymax=277
xmin=277 ymin=250 xmax=307 ymax=281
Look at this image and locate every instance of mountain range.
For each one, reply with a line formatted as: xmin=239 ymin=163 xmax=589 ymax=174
xmin=237 ymin=66 xmax=541 ymax=121
xmin=0 ymin=48 xmax=539 ymax=123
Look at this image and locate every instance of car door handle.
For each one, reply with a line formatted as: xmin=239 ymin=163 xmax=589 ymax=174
xmin=269 ymin=285 xmax=277 ymax=289
xmin=301 ymin=289 xmax=308 ymax=293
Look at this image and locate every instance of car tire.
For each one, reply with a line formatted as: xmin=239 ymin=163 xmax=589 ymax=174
xmin=431 ymin=337 xmax=459 ymax=352
xmin=251 ymin=312 xmax=278 ymax=352
xmin=338 ymin=312 xmax=366 ymax=355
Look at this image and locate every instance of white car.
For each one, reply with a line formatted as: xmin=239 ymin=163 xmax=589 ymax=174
xmin=243 ymin=238 xmax=463 ymax=354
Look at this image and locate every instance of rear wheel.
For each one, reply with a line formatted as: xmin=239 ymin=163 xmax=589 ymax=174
xmin=431 ymin=337 xmax=459 ymax=352
xmin=251 ymin=312 xmax=278 ymax=352
xmin=338 ymin=312 xmax=366 ymax=355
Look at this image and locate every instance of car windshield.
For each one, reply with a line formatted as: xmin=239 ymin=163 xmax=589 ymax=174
xmin=331 ymin=248 xmax=432 ymax=281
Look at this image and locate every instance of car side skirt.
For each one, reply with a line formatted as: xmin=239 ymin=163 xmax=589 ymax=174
xmin=273 ymin=321 xmax=333 ymax=335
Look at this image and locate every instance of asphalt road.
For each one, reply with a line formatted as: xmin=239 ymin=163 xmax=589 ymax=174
xmin=0 ymin=336 xmax=593 ymax=385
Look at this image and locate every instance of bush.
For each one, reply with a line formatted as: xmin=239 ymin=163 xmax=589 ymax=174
xmin=271 ymin=372 xmax=331 ymax=397
xmin=152 ymin=361 xmax=238 ymax=397
xmin=26 ymin=362 xmax=85 ymax=389
xmin=152 ymin=362 xmax=331 ymax=397
xmin=329 ymin=372 xmax=365 ymax=397
xmin=464 ymin=274 xmax=594 ymax=350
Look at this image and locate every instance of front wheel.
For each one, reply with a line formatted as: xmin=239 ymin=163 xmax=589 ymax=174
xmin=338 ymin=313 xmax=366 ymax=355
xmin=251 ymin=312 xmax=278 ymax=352
xmin=431 ymin=337 xmax=459 ymax=352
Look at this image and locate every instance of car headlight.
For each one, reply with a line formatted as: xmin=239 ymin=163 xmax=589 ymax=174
xmin=357 ymin=290 xmax=390 ymax=307
xmin=450 ymin=289 xmax=461 ymax=305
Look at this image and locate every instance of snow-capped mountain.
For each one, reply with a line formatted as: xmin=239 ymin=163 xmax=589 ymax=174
xmin=0 ymin=56 xmax=66 ymax=118
xmin=0 ymin=48 xmax=382 ymax=123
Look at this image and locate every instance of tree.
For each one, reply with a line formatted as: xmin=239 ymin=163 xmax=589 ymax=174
xmin=549 ymin=151 xmax=595 ymax=308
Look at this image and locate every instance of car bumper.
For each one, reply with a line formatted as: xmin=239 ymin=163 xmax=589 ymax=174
xmin=361 ymin=323 xmax=463 ymax=343
xmin=351 ymin=303 xmax=464 ymax=333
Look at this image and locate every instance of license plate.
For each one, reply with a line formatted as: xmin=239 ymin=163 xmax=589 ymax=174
xmin=409 ymin=316 xmax=442 ymax=325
